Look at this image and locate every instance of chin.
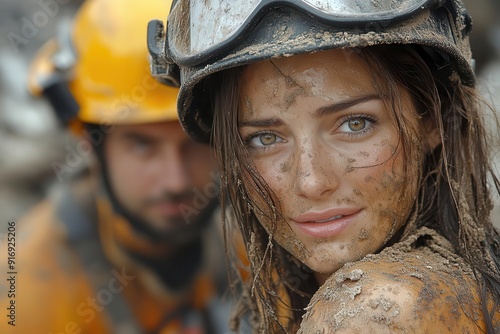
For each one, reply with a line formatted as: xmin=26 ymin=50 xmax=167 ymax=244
xmin=148 ymin=215 xmax=184 ymax=228
xmin=306 ymin=246 xmax=365 ymax=275
xmin=151 ymin=219 xmax=200 ymax=236
xmin=314 ymin=264 xmax=341 ymax=276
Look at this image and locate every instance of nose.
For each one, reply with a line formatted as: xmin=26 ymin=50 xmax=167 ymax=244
xmin=157 ymin=146 xmax=191 ymax=194
xmin=291 ymin=140 xmax=340 ymax=200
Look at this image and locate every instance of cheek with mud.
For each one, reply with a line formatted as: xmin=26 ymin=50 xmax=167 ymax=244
xmin=252 ymin=193 xmax=312 ymax=263
xmin=356 ymin=162 xmax=417 ymax=247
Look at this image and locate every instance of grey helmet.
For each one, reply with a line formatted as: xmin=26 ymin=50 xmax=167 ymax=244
xmin=148 ymin=0 xmax=475 ymax=142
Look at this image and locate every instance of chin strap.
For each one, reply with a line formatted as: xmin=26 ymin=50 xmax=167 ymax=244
xmin=86 ymin=123 xmax=216 ymax=244
xmin=126 ymin=234 xmax=204 ymax=291
xmin=84 ymin=123 xmax=221 ymax=289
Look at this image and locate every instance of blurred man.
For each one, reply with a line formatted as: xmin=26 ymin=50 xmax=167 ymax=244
xmin=0 ymin=0 xmax=230 ymax=332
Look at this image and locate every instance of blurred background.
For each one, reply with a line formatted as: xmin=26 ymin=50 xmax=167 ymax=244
xmin=0 ymin=0 xmax=498 ymax=231
xmin=0 ymin=0 xmax=82 ymax=230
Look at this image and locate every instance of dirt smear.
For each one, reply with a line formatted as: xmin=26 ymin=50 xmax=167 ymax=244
xmin=298 ymin=227 xmax=481 ymax=333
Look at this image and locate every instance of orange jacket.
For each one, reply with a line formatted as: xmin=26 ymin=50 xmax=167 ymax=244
xmin=0 ymin=180 xmax=231 ymax=334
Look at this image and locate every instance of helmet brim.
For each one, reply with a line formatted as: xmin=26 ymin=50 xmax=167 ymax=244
xmin=177 ymin=4 xmax=474 ymax=142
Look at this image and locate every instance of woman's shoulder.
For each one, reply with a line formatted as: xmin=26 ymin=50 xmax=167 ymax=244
xmin=298 ymin=227 xmax=487 ymax=334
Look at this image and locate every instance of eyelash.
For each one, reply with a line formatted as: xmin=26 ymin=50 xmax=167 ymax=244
xmin=242 ymin=114 xmax=378 ymax=151
xmin=243 ymin=130 xmax=282 ymax=152
xmin=131 ymin=139 xmax=154 ymax=155
xmin=335 ymin=113 xmax=378 ymax=138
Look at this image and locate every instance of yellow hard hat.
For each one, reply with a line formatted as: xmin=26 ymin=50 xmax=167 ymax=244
xmin=28 ymin=0 xmax=177 ymax=126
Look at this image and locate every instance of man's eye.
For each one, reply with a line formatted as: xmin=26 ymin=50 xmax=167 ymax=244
xmin=132 ymin=140 xmax=152 ymax=153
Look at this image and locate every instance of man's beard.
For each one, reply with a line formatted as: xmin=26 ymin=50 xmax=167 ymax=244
xmin=117 ymin=191 xmax=219 ymax=244
xmin=92 ymin=135 xmax=219 ymax=244
xmin=114 ymin=193 xmax=219 ymax=291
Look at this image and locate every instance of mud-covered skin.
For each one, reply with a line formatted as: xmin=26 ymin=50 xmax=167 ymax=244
xmin=298 ymin=227 xmax=499 ymax=333
xmin=238 ymin=49 xmax=425 ymax=276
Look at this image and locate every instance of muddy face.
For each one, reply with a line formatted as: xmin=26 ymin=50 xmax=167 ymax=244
xmin=238 ymin=49 xmax=425 ymax=280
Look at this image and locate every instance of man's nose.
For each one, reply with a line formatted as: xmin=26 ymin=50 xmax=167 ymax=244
xmin=157 ymin=146 xmax=191 ymax=194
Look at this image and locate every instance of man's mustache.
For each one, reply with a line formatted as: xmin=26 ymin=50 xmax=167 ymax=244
xmin=144 ymin=192 xmax=194 ymax=206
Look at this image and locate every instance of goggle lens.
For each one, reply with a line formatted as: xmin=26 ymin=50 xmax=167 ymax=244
xmin=168 ymin=0 xmax=439 ymax=66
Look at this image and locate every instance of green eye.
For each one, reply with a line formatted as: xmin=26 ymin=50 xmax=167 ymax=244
xmin=259 ymin=133 xmax=277 ymax=145
xmin=337 ymin=115 xmax=374 ymax=137
xmin=347 ymin=118 xmax=366 ymax=131
xmin=246 ymin=132 xmax=284 ymax=149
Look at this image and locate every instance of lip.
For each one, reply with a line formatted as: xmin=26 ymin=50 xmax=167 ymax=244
xmin=291 ymin=208 xmax=362 ymax=238
xmin=150 ymin=201 xmax=186 ymax=216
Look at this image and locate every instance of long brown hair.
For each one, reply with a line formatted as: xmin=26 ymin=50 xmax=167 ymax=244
xmin=211 ymin=45 xmax=500 ymax=333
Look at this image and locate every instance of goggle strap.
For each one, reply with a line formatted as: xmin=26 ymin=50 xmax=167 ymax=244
xmin=148 ymin=19 xmax=181 ymax=87
xmin=43 ymin=79 xmax=80 ymax=126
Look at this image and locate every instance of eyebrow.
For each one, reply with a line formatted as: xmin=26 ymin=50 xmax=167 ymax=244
xmin=238 ymin=118 xmax=284 ymax=128
xmin=238 ymin=94 xmax=381 ymax=128
xmin=315 ymin=94 xmax=381 ymax=117
xmin=120 ymin=132 xmax=157 ymax=142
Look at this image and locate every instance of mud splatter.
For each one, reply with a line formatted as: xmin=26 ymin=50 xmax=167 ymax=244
xmin=298 ymin=227 xmax=487 ymax=333
xmin=358 ymin=228 xmax=369 ymax=240
xmin=279 ymin=161 xmax=291 ymax=173
xmin=335 ymin=268 xmax=364 ymax=284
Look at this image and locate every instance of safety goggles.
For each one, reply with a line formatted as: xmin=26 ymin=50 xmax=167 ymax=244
xmin=166 ymin=0 xmax=444 ymax=67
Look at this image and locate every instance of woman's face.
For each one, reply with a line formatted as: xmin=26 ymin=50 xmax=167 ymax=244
xmin=238 ymin=48 xmax=424 ymax=280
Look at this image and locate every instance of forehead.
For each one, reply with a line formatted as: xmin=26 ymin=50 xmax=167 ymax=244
xmin=241 ymin=48 xmax=377 ymax=102
xmin=107 ymin=121 xmax=187 ymax=141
